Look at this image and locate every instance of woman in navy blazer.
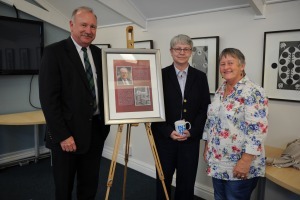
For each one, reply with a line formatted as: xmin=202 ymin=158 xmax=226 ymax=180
xmin=151 ymin=34 xmax=210 ymax=200
xmin=39 ymin=7 xmax=110 ymax=200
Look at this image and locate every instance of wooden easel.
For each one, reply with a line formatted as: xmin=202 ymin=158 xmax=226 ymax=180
xmin=105 ymin=26 xmax=169 ymax=200
xmin=126 ymin=26 xmax=134 ymax=49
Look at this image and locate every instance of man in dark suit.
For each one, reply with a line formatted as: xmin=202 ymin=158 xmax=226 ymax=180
xmin=39 ymin=6 xmax=110 ymax=200
xmin=151 ymin=34 xmax=210 ymax=200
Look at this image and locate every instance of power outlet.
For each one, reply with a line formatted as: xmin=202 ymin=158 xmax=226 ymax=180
xmin=122 ymin=144 xmax=132 ymax=156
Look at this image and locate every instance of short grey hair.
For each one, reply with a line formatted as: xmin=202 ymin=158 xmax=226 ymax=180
xmin=170 ymin=34 xmax=193 ymax=49
xmin=71 ymin=6 xmax=97 ymax=22
xmin=219 ymin=48 xmax=245 ymax=66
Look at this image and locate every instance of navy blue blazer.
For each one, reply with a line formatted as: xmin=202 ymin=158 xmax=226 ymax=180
xmin=151 ymin=64 xmax=210 ymax=140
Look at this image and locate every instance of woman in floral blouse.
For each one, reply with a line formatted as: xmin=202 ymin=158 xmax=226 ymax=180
xmin=202 ymin=48 xmax=268 ymax=200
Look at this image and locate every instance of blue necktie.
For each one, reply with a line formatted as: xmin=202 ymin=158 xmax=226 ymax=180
xmin=82 ymin=47 xmax=97 ymax=112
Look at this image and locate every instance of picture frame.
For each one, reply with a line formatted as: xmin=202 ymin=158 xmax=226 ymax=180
xmin=95 ymin=44 xmax=111 ymax=49
xmin=262 ymin=29 xmax=300 ymax=102
xmin=190 ymin=36 xmax=219 ymax=94
xmin=134 ymin=40 xmax=154 ymax=49
xmin=101 ymin=48 xmax=165 ymax=125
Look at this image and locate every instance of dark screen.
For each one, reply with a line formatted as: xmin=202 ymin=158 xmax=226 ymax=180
xmin=0 ymin=16 xmax=44 ymax=75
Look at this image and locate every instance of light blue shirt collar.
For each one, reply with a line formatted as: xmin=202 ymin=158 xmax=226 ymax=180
xmin=174 ymin=65 xmax=189 ymax=76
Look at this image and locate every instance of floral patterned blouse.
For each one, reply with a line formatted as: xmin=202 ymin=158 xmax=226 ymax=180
xmin=202 ymin=76 xmax=268 ymax=180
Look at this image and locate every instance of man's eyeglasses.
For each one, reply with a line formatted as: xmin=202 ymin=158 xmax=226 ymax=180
xmin=172 ymin=48 xmax=192 ymax=53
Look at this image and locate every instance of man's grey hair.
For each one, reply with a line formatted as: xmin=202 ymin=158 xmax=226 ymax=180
xmin=71 ymin=6 xmax=97 ymax=22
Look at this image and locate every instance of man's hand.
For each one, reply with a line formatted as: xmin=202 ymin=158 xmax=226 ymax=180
xmin=60 ymin=136 xmax=77 ymax=152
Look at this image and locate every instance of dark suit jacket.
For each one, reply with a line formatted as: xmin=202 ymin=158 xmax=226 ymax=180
xmin=117 ymin=77 xmax=133 ymax=85
xmin=39 ymin=37 xmax=110 ymax=154
xmin=151 ymin=64 xmax=210 ymax=140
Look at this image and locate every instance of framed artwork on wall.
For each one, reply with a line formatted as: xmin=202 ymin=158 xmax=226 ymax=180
xmin=190 ymin=36 xmax=219 ymax=94
xmin=262 ymin=29 xmax=300 ymax=102
xmin=134 ymin=40 xmax=154 ymax=49
xmin=101 ymin=48 xmax=165 ymax=125
xmin=95 ymin=44 xmax=111 ymax=49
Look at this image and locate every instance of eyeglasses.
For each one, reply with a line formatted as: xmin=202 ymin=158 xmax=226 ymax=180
xmin=172 ymin=48 xmax=192 ymax=53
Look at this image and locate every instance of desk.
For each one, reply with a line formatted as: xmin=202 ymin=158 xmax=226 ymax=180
xmin=265 ymin=145 xmax=300 ymax=195
xmin=0 ymin=110 xmax=46 ymax=162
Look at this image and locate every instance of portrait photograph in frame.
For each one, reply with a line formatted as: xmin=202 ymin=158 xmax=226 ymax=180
xmin=190 ymin=36 xmax=219 ymax=94
xmin=262 ymin=29 xmax=300 ymax=102
xmin=102 ymin=48 xmax=165 ymax=125
xmin=95 ymin=44 xmax=111 ymax=49
xmin=134 ymin=40 xmax=154 ymax=49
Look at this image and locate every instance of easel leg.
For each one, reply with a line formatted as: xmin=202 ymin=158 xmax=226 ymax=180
xmin=144 ymin=123 xmax=169 ymax=200
xmin=105 ymin=123 xmax=168 ymax=200
xmin=122 ymin=124 xmax=132 ymax=200
xmin=105 ymin=124 xmax=124 ymax=200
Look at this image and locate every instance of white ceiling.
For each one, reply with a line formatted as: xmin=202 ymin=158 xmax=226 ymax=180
xmin=1 ymin=0 xmax=297 ymax=30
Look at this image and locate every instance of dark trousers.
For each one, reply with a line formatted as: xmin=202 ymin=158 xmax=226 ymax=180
xmin=212 ymin=177 xmax=259 ymax=200
xmin=51 ymin=116 xmax=106 ymax=200
xmin=155 ymin=138 xmax=200 ymax=200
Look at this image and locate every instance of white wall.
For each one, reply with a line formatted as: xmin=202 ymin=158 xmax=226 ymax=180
xmin=95 ymin=1 xmax=300 ymax=199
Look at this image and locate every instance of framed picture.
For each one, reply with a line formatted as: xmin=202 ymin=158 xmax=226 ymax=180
xmin=134 ymin=40 xmax=154 ymax=49
xmin=190 ymin=36 xmax=219 ymax=94
xmin=101 ymin=48 xmax=165 ymax=125
xmin=95 ymin=44 xmax=111 ymax=49
xmin=262 ymin=29 xmax=300 ymax=102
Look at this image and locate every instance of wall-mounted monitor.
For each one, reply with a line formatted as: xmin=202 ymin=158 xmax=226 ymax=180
xmin=0 ymin=16 xmax=44 ymax=75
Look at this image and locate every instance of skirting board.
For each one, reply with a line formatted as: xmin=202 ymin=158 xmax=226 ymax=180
xmin=102 ymin=145 xmax=214 ymax=200
xmin=0 ymin=146 xmax=50 ymax=167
